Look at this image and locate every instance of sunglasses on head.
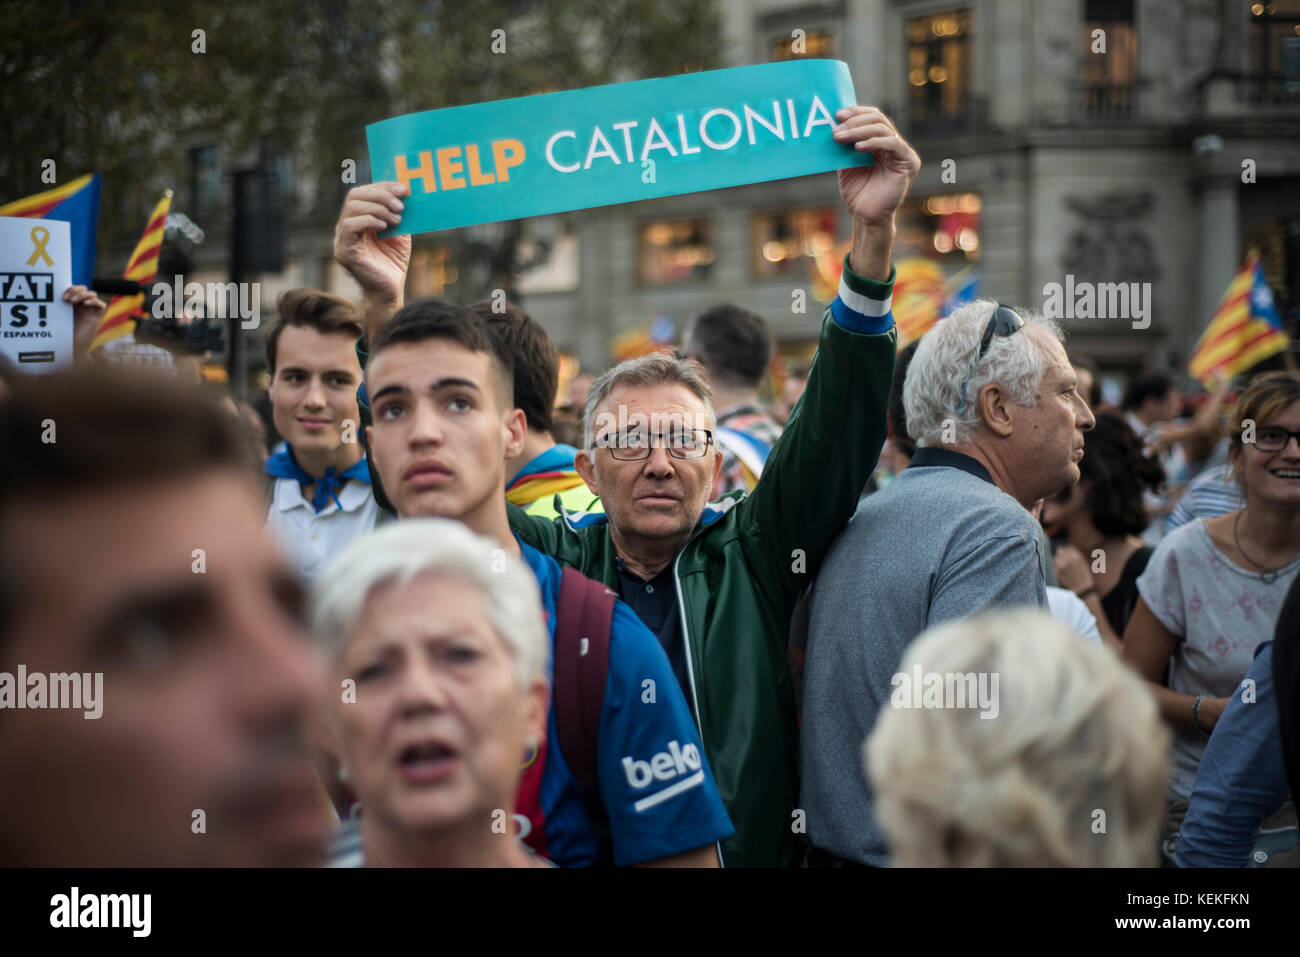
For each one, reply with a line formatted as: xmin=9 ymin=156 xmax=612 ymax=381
xmin=955 ymin=304 xmax=1026 ymax=415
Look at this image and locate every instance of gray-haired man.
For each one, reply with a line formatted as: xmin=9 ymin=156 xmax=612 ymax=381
xmin=800 ymin=300 xmax=1096 ymax=867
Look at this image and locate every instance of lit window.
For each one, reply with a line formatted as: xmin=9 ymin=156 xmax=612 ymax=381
xmin=636 ymin=219 xmax=714 ymax=286
xmin=407 ymin=246 xmax=458 ymax=298
xmin=770 ymin=30 xmax=834 ymax=61
xmin=751 ymin=207 xmax=839 ymax=279
xmin=1249 ymin=0 xmax=1300 ymax=77
xmin=898 ymin=193 xmax=982 ymax=264
xmin=1081 ymin=0 xmax=1137 ymax=115
xmin=906 ymin=10 xmax=971 ymax=122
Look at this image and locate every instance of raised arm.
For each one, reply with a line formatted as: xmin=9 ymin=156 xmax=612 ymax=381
xmin=834 ymin=106 xmax=919 ymax=281
xmin=63 ymin=284 xmax=106 ymax=367
xmin=332 ymin=182 xmax=412 ymax=345
xmin=736 ymin=107 xmax=918 ymax=609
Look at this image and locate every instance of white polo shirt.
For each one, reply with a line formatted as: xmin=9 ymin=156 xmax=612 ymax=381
xmin=265 ymin=474 xmax=380 ymax=581
xmin=1045 ymin=585 xmax=1102 ymax=644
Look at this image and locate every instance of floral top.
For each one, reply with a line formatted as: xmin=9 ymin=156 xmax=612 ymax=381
xmin=1136 ymin=519 xmax=1300 ymax=800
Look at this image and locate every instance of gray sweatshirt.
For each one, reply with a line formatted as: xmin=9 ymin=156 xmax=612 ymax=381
xmin=799 ymin=446 xmax=1048 ymax=866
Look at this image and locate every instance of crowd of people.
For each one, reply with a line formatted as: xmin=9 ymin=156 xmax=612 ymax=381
xmin=1 ymin=104 xmax=1298 ymax=869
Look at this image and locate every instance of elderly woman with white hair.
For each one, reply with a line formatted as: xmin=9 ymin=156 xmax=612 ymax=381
xmin=312 ymin=518 xmax=552 ymax=867
xmin=865 ymin=609 xmax=1170 ymax=867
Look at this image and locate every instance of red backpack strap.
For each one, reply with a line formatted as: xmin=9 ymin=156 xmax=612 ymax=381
xmin=554 ymin=567 xmax=615 ymax=794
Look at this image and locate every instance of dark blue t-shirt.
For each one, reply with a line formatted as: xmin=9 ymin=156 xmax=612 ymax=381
xmin=516 ymin=538 xmax=733 ymax=866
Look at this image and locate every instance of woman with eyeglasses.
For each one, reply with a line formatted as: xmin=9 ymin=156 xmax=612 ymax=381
xmin=1122 ymin=371 xmax=1300 ymax=864
xmin=1041 ymin=413 xmax=1165 ymax=650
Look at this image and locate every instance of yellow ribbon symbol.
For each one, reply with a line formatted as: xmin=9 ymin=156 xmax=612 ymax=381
xmin=26 ymin=227 xmax=53 ymax=267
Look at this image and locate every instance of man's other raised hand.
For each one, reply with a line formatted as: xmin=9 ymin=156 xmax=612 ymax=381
xmin=332 ymin=182 xmax=412 ymax=341
xmin=834 ymin=107 xmax=921 ymax=281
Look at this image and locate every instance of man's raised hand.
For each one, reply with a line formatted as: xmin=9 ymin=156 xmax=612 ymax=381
xmin=834 ymin=107 xmax=921 ymax=227
xmin=332 ymin=182 xmax=412 ymax=308
xmin=63 ymin=284 xmax=106 ymax=360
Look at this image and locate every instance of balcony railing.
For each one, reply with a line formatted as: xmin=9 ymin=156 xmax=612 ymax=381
xmin=1074 ymin=82 xmax=1139 ymax=120
xmin=1230 ymin=72 xmax=1300 ymax=107
xmin=1199 ymin=70 xmax=1300 ymax=116
xmin=905 ymin=93 xmax=989 ymax=139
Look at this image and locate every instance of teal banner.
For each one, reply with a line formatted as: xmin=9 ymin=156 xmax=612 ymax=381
xmin=366 ymin=59 xmax=870 ymax=236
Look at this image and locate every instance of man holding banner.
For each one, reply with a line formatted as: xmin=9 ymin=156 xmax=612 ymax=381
xmin=336 ymin=75 xmax=916 ymax=864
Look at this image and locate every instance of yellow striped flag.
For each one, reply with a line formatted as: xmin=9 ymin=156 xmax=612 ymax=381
xmin=90 ymin=190 xmax=172 ymax=351
xmin=1188 ymin=252 xmax=1289 ymax=387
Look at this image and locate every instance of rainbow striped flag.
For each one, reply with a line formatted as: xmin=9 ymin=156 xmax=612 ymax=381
xmin=91 ymin=190 xmax=173 ymax=351
xmin=1188 ymin=252 xmax=1290 ymax=387
xmin=0 ymin=173 xmax=101 ymax=284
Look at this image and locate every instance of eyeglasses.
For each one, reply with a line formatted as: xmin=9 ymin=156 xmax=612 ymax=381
xmin=1253 ymin=426 xmax=1300 ymax=453
xmin=955 ymin=304 xmax=1026 ymax=415
xmin=595 ymin=428 xmax=714 ymax=461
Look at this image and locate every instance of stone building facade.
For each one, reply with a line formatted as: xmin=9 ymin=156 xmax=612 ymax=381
xmin=166 ymin=0 xmax=1300 ymax=385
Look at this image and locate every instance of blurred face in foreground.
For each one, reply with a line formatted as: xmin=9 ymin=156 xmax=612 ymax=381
xmin=0 ymin=471 xmax=329 ymax=865
xmin=330 ymin=572 xmax=547 ymax=845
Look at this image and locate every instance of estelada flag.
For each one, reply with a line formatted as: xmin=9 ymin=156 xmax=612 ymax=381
xmin=891 ymin=258 xmax=946 ymax=347
xmin=0 ymin=173 xmax=101 ymax=285
xmin=1188 ymin=251 xmax=1289 ymax=387
xmin=90 ymin=190 xmax=173 ymax=351
xmin=611 ymin=314 xmax=675 ymax=362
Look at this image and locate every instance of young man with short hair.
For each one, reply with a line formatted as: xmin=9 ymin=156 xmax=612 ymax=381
xmin=264 ymin=289 xmax=380 ymax=580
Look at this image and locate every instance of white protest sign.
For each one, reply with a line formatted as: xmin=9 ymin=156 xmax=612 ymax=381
xmin=0 ymin=216 xmax=74 ymax=373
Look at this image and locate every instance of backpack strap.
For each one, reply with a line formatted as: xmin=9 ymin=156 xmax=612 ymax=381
xmin=553 ymin=567 xmax=616 ymax=794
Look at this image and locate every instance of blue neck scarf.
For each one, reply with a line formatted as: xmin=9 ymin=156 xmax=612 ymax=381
xmin=265 ymin=445 xmax=371 ymax=514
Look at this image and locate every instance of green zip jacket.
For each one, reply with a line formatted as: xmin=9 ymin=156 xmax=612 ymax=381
xmin=508 ymin=259 xmax=897 ymax=867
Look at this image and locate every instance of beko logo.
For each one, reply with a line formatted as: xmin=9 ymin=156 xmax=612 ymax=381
xmin=621 ymin=740 xmax=705 ymax=812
